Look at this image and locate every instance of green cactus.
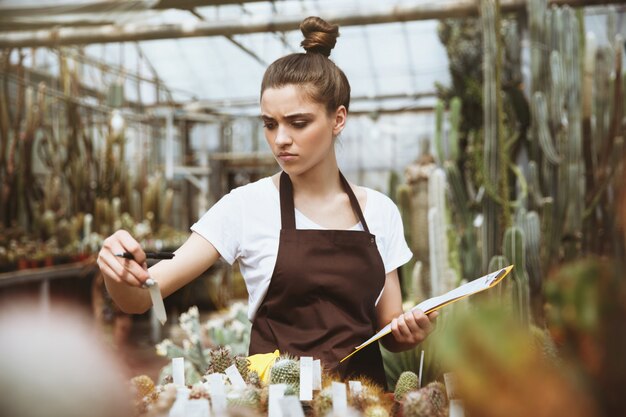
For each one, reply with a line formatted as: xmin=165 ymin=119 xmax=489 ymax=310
xmin=481 ymin=0 xmax=511 ymax=272
xmin=206 ymin=346 xmax=234 ymax=375
xmin=397 ymin=184 xmax=417 ymax=301
xmin=434 ymin=100 xmax=445 ymax=165
xmin=227 ymin=387 xmax=261 ymax=410
xmin=448 ymin=97 xmax=461 ymax=162
xmin=234 ymin=356 xmax=251 ymax=382
xmin=394 ymin=371 xmax=419 ymax=401
xmin=503 ymin=227 xmax=531 ymax=325
xmin=269 ymin=357 xmax=299 ymax=393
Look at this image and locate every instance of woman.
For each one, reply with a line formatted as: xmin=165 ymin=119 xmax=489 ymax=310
xmin=97 ymin=16 xmax=437 ymax=386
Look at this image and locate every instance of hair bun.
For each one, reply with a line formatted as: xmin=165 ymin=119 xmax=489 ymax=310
xmin=299 ymin=16 xmax=339 ymax=57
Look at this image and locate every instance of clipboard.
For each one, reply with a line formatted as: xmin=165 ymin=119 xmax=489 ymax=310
xmin=340 ymin=265 xmax=514 ymax=362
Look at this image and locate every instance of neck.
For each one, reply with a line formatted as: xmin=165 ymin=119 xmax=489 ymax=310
xmin=289 ymin=152 xmax=342 ymax=198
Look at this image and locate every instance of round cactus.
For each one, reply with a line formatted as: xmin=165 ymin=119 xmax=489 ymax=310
xmin=364 ymin=404 xmax=390 ymax=417
xmin=424 ymin=381 xmax=448 ymax=414
xmin=269 ymin=357 xmax=300 ymax=393
xmin=227 ymin=387 xmax=261 ymax=409
xmin=313 ymin=387 xmax=333 ymax=417
xmin=394 ymin=371 xmax=419 ymax=401
xmin=402 ymin=390 xmax=436 ymax=417
xmin=130 ymin=375 xmax=155 ymax=400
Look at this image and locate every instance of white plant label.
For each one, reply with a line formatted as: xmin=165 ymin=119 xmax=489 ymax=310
xmin=299 ymin=356 xmax=313 ymax=401
xmin=312 ymin=359 xmax=322 ymax=390
xmin=348 ymin=380 xmax=362 ymax=395
xmin=172 ymin=357 xmax=185 ymax=387
xmin=331 ymin=382 xmax=347 ymax=414
xmin=185 ymin=399 xmax=210 ymax=417
xmin=225 ymin=364 xmax=247 ymax=389
xmin=268 ymin=384 xmax=287 ymax=417
xmin=280 ymin=396 xmax=306 ymax=417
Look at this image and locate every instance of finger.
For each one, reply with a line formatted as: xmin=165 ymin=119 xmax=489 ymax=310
xmin=98 ymin=250 xmax=145 ymax=287
xmin=396 ymin=313 xmax=414 ymax=340
xmin=113 ymin=230 xmax=146 ymax=265
xmin=390 ymin=318 xmax=403 ymax=340
xmin=102 ymin=235 xmax=149 ymax=283
xmin=97 ymin=258 xmax=142 ymax=287
xmin=412 ymin=310 xmax=433 ymax=334
xmin=402 ymin=311 xmax=422 ymax=334
xmin=427 ymin=311 xmax=439 ymax=324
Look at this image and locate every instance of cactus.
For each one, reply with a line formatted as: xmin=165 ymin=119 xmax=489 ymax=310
xmin=313 ymin=387 xmax=333 ymax=417
xmin=130 ymin=375 xmax=156 ymax=400
xmin=503 ymin=227 xmax=531 ymax=325
xmin=481 ymin=0 xmax=510 ymax=272
xmin=364 ymin=405 xmax=390 ymax=417
xmin=428 ymin=169 xmax=456 ymax=296
xmin=206 ymin=346 xmax=234 ymax=375
xmin=269 ymin=357 xmax=299 ymax=393
xmin=397 ymin=184 xmax=417 ymax=301
xmin=227 ymin=387 xmax=261 ymax=410
xmin=521 ymin=211 xmax=542 ymax=320
xmin=394 ymin=371 xmax=419 ymax=401
xmin=448 ymin=97 xmax=461 ymax=162
xmin=434 ymin=100 xmax=445 ymax=164
xmin=402 ymin=385 xmax=448 ymax=417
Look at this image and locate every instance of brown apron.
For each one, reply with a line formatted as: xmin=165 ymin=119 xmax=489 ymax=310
xmin=249 ymin=171 xmax=387 ymax=387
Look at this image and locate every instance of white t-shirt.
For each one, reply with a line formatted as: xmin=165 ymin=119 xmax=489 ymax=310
xmin=191 ymin=177 xmax=413 ymax=320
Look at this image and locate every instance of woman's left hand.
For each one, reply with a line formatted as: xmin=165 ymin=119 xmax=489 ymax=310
xmin=390 ymin=309 xmax=439 ymax=346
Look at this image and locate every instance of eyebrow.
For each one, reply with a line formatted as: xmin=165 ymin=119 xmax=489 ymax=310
xmin=260 ymin=112 xmax=314 ymax=120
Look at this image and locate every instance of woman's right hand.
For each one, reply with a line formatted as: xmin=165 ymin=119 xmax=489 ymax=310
xmin=97 ymin=230 xmax=150 ymax=287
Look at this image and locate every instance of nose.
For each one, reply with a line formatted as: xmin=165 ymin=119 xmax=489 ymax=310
xmin=274 ymin=125 xmax=292 ymax=147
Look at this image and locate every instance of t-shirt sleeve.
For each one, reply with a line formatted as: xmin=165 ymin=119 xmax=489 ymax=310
xmin=381 ymin=198 xmax=413 ymax=274
xmin=190 ymin=191 xmax=242 ymax=265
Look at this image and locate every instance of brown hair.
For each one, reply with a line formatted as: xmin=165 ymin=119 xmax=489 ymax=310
xmin=260 ymin=16 xmax=351 ymax=113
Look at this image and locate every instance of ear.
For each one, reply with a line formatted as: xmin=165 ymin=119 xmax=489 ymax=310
xmin=332 ymin=105 xmax=347 ymax=136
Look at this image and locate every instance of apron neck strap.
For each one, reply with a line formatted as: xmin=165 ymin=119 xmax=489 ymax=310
xmin=279 ymin=171 xmax=370 ymax=233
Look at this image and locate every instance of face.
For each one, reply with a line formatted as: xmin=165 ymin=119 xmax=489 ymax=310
xmin=260 ymin=84 xmax=346 ymax=177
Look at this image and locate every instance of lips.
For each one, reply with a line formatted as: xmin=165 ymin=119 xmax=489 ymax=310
xmin=277 ymin=152 xmax=297 ymax=162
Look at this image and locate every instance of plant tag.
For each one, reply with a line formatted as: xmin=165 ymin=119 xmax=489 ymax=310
xmin=172 ymin=357 xmax=185 ymax=387
xmin=207 ymin=373 xmax=226 ymax=414
xmin=449 ymin=399 xmax=465 ymax=417
xmin=280 ymin=396 xmax=306 ymax=417
xmin=348 ymin=380 xmax=362 ymax=395
xmin=185 ymin=399 xmax=210 ymax=417
xmin=168 ymin=387 xmax=189 ymax=417
xmin=312 ymin=359 xmax=322 ymax=390
xmin=146 ymin=279 xmax=167 ymax=324
xmin=331 ymin=382 xmax=347 ymax=414
xmin=299 ymin=356 xmax=313 ymax=401
xmin=225 ymin=364 xmax=247 ymax=389
xmin=444 ymin=372 xmax=458 ymax=399
xmin=268 ymin=384 xmax=286 ymax=417
xmin=418 ymin=350 xmax=425 ymax=388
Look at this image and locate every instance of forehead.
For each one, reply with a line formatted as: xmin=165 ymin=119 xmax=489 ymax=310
xmin=260 ymin=84 xmax=324 ymax=117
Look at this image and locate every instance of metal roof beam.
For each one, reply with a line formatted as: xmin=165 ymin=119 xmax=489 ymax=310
xmin=0 ymin=0 xmax=273 ymax=17
xmin=0 ymin=0 xmax=622 ymax=47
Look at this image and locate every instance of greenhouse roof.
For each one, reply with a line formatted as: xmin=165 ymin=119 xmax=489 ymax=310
xmin=1 ymin=1 xmax=624 ymax=116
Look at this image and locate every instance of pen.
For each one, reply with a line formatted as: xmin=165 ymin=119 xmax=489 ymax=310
xmin=115 ymin=251 xmax=175 ymax=260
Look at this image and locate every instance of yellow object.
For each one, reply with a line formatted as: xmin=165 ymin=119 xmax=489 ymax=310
xmin=247 ymin=349 xmax=280 ymax=383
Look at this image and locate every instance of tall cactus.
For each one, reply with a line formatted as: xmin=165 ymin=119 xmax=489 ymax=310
xmin=481 ymin=0 xmax=510 ymax=271
xmin=428 ymin=168 xmax=457 ymax=295
xmin=503 ymin=227 xmax=531 ymax=325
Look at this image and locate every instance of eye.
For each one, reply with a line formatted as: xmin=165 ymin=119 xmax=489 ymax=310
xmin=263 ymin=121 xmax=276 ymax=130
xmin=291 ymin=121 xmax=309 ymax=129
